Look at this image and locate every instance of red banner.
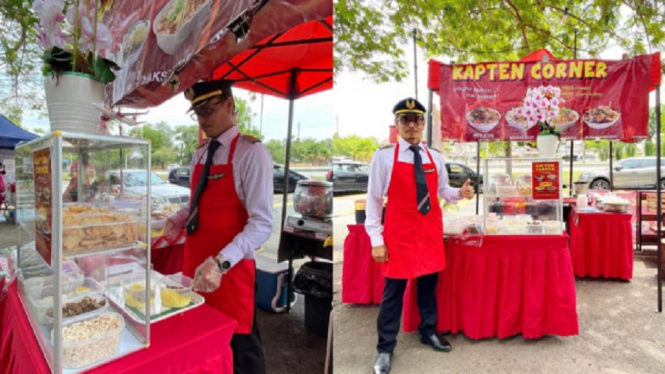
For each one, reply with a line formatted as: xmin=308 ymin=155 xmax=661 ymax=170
xmin=439 ymin=55 xmax=652 ymax=142
xmin=33 ymin=148 xmax=52 ymax=266
xmin=532 ymin=161 xmax=560 ymax=200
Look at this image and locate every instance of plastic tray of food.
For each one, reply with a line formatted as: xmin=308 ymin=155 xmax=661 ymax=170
xmin=26 ymin=277 xmax=103 ymax=324
xmin=43 ymin=292 xmax=109 ymax=326
xmin=56 ymin=312 xmax=125 ymax=369
xmin=159 ymin=273 xmax=194 ymax=308
xmin=121 ymin=272 xmax=159 ymax=309
xmin=62 ymin=207 xmax=139 ymax=254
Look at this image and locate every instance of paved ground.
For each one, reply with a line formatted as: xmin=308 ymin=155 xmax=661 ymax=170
xmin=332 ymin=193 xmax=665 ymax=374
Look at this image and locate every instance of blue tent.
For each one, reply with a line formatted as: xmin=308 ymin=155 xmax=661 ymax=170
xmin=0 ymin=114 xmax=38 ymax=149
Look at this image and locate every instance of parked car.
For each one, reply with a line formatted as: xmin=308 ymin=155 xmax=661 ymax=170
xmin=166 ymin=164 xmax=308 ymax=193
xmin=107 ymin=169 xmax=190 ymax=211
xmin=576 ymin=157 xmax=665 ymax=190
xmin=167 ymin=163 xmax=180 ymax=171
xmin=445 ymin=162 xmax=483 ymax=193
xmin=274 ymin=164 xmax=309 ymax=193
xmin=168 ymin=167 xmax=190 ymax=187
xmin=327 ymin=161 xmax=369 ymax=193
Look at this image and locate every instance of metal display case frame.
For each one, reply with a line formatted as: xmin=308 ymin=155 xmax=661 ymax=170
xmin=14 ymin=131 xmax=153 ymax=373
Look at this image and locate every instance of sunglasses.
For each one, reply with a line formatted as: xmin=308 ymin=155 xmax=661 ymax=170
xmin=190 ymin=97 xmax=236 ymax=121
xmin=397 ymin=115 xmax=425 ymax=126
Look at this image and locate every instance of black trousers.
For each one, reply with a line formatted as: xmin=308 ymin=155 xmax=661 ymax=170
xmin=377 ymin=272 xmax=439 ymax=354
xmin=231 ymin=301 xmax=266 ymax=374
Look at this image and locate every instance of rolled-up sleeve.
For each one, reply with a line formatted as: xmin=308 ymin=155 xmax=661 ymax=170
xmin=436 ymin=153 xmax=462 ymax=203
xmin=365 ymin=150 xmax=388 ymax=247
xmin=220 ymin=144 xmax=274 ymax=267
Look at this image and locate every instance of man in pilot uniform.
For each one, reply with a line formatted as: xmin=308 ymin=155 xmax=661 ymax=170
xmin=366 ymin=98 xmax=475 ymax=374
xmin=166 ymin=79 xmax=273 ymax=374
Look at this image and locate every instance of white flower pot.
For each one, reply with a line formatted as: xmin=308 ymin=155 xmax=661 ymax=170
xmin=537 ymin=134 xmax=559 ymax=158
xmin=44 ymin=73 xmax=104 ymax=134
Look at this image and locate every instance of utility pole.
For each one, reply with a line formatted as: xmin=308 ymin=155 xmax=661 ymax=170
xmin=413 ymin=28 xmax=418 ymax=99
xmin=297 ymin=121 xmax=301 ymax=140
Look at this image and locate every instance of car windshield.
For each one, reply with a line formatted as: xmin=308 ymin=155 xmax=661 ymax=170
xmin=122 ymin=172 xmax=166 ymax=187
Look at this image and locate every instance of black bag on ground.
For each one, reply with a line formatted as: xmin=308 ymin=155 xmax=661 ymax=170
xmin=293 ymin=261 xmax=332 ymax=298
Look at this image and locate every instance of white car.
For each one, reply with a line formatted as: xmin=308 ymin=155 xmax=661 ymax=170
xmin=107 ymin=169 xmax=190 ymax=211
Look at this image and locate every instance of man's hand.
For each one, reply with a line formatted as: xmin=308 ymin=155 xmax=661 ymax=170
xmin=460 ymin=179 xmax=475 ymax=200
xmin=193 ymin=256 xmax=223 ymax=292
xmin=372 ymin=245 xmax=389 ymax=263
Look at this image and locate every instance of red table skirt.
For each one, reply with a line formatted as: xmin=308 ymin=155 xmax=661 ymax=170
xmin=402 ymin=234 xmax=579 ymax=339
xmin=569 ymin=205 xmax=633 ymax=280
xmin=0 ymin=281 xmax=235 ymax=374
xmin=342 ymin=224 xmax=385 ymax=304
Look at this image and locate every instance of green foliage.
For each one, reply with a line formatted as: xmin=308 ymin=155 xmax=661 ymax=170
xmin=174 ymin=125 xmax=200 ymax=164
xmin=332 ymin=134 xmax=379 ymax=162
xmin=539 ymin=121 xmax=561 ymax=137
xmin=234 ymin=97 xmax=262 ymax=139
xmin=645 ymin=138 xmax=656 ymax=156
xmin=265 ymin=139 xmax=286 ymax=163
xmin=335 ymin=0 xmax=665 ymax=80
xmin=265 ymin=138 xmax=331 ymax=165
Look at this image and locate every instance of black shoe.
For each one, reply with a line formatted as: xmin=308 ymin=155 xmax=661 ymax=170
xmin=373 ymin=352 xmax=392 ymax=374
xmin=420 ymin=334 xmax=452 ymax=352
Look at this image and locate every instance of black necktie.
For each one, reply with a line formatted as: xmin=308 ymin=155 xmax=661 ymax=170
xmin=409 ymin=145 xmax=430 ymax=215
xmin=187 ymin=140 xmax=221 ymax=235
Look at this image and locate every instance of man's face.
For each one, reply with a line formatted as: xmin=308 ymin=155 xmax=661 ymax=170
xmin=395 ymin=114 xmax=425 ymax=145
xmin=194 ymin=95 xmax=235 ymax=138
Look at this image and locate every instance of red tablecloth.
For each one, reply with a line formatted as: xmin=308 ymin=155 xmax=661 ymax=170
xmin=0 ymin=281 xmax=235 ymax=374
xmin=568 ymin=205 xmax=633 ymax=280
xmin=342 ymin=224 xmax=385 ymax=304
xmin=403 ymin=233 xmax=579 ymax=339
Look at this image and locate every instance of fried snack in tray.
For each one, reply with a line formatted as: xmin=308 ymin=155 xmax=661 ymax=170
xmin=62 ymin=206 xmax=138 ymax=254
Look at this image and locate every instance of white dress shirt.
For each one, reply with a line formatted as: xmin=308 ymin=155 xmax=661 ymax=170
xmin=365 ymin=138 xmax=462 ymax=247
xmin=169 ymin=126 xmax=274 ymax=268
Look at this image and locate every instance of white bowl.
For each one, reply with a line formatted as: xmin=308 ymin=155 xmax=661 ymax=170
xmin=153 ymin=0 xmax=212 ymax=55
xmin=505 ymin=107 xmax=536 ymax=132
xmin=551 ymin=108 xmax=579 ymax=131
xmin=467 ymin=108 xmax=501 ymax=133
xmin=584 ymin=111 xmax=621 ymax=130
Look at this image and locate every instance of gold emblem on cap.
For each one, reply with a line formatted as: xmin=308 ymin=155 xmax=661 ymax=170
xmin=185 ymin=87 xmax=194 ymax=100
xmin=406 ymin=100 xmax=415 ymax=109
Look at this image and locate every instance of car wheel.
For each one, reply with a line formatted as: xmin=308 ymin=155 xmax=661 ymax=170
xmin=660 ymin=179 xmax=665 ymax=190
xmin=589 ymin=179 xmax=610 ymax=190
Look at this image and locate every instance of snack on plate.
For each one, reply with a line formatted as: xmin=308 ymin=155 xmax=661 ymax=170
xmin=583 ymin=106 xmax=621 ymax=129
xmin=551 ymin=108 xmax=579 ymax=131
xmin=466 ymin=107 xmax=501 ymax=132
xmin=62 ymin=206 xmax=138 ymax=253
xmin=61 ymin=313 xmax=124 ymax=369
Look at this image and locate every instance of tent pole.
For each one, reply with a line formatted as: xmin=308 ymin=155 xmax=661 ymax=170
xmin=656 ymin=85 xmax=662 ymax=313
xmin=282 ymin=69 xmax=297 ymax=314
xmin=426 ymin=89 xmax=433 ymax=146
xmin=476 ymin=140 xmax=480 ymax=215
xmin=569 ymin=140 xmax=574 ymax=195
xmin=609 ymin=141 xmax=614 ymax=191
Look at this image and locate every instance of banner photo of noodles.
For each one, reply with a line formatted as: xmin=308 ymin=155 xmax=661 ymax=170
xmin=435 ymin=54 xmax=654 ymax=142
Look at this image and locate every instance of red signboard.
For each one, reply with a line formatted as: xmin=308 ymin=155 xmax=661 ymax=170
xmin=33 ymin=148 xmax=52 ymax=265
xmin=438 ymin=55 xmax=652 ymax=142
xmin=532 ymin=162 xmax=560 ymax=200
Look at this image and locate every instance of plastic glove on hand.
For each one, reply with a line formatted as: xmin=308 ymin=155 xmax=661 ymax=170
xmin=193 ymin=256 xmax=223 ymax=293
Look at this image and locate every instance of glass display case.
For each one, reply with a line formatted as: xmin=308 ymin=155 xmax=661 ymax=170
xmin=484 ymin=157 xmax=563 ymax=235
xmin=14 ymin=131 xmax=153 ymax=373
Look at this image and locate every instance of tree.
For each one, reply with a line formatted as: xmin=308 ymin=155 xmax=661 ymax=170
xmin=332 ymin=134 xmax=379 ymax=162
xmin=174 ymin=125 xmax=200 ymax=164
xmin=234 ymin=96 xmax=262 ymax=139
xmin=335 ymin=1 xmax=665 ymax=81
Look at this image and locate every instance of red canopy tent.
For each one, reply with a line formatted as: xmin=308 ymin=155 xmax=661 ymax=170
xmin=210 ymin=16 xmax=333 ymax=230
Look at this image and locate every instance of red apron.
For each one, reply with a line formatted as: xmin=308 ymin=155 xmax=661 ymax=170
xmin=383 ymin=143 xmax=445 ymax=279
xmin=183 ymin=133 xmax=255 ymax=334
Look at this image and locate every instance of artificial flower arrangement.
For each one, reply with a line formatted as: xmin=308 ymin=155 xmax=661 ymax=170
xmin=33 ymin=0 xmax=119 ymax=83
xmin=515 ymin=85 xmax=564 ymax=137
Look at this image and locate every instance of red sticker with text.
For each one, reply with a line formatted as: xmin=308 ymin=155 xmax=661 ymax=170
xmin=532 ymin=162 xmax=560 ymax=200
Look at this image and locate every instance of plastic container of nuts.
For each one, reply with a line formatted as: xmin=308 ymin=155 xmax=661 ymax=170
xmin=56 ymin=312 xmax=124 ymax=369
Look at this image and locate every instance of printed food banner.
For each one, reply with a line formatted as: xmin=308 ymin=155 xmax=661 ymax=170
xmin=532 ymin=161 xmax=560 ymax=200
xmin=33 ymin=148 xmax=52 ymax=265
xmin=100 ymin=0 xmax=332 ymax=107
xmin=438 ymin=55 xmax=652 ymax=142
